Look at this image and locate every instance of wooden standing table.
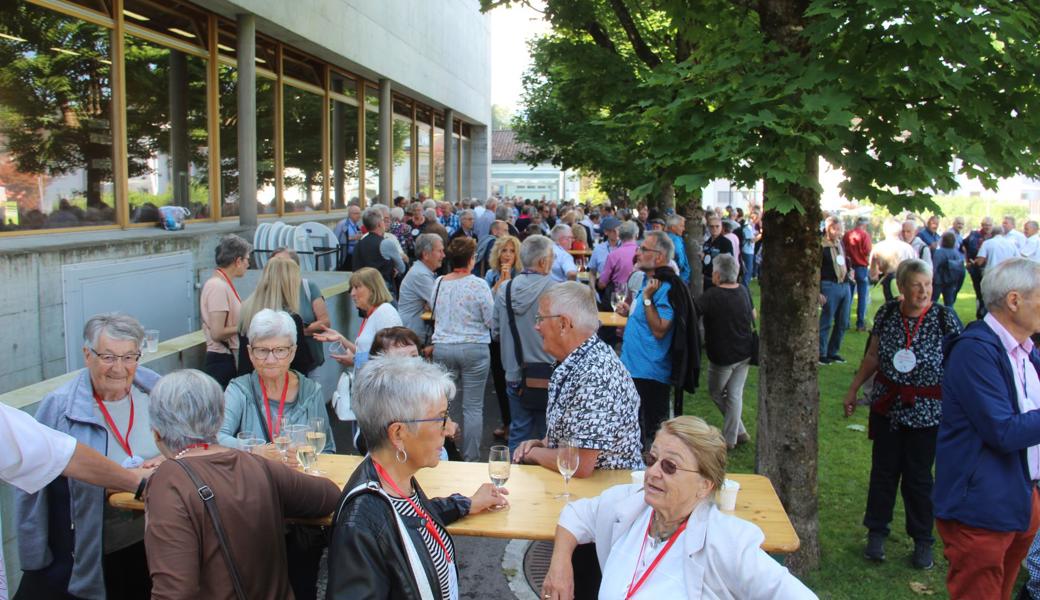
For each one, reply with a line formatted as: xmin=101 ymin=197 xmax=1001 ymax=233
xmin=110 ymin=454 xmax=799 ymax=552
xmin=598 ymin=311 xmax=627 ymax=328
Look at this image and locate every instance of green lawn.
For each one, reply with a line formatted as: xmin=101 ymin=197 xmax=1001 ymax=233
xmin=684 ymin=280 xmax=981 ymax=599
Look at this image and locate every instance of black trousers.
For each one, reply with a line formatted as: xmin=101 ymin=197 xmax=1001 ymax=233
xmin=968 ymin=264 xmax=987 ymax=320
xmin=489 ymin=342 xmax=510 ymax=427
xmin=633 ymin=378 xmax=671 ymax=451
xmin=203 ymin=351 xmax=237 ymax=390
xmin=571 ymin=543 xmax=602 ymax=600
xmin=863 ymin=413 xmax=937 ymax=544
xmin=16 ymin=540 xmax=151 ymax=600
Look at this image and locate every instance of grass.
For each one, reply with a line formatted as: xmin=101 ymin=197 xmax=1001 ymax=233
xmin=683 ymin=280 xmax=980 ymax=599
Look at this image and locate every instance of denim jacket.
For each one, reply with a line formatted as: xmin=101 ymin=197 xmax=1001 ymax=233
xmin=15 ymin=366 xmax=160 ymax=599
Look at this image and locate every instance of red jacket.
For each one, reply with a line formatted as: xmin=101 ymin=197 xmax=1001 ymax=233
xmin=843 ymin=227 xmax=872 ymax=268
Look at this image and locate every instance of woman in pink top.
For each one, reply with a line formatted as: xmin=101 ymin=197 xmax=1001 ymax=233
xmin=201 ymin=234 xmax=252 ymax=388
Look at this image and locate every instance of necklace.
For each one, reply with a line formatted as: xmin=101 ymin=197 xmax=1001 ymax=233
xmin=174 ymin=443 xmax=210 ymax=459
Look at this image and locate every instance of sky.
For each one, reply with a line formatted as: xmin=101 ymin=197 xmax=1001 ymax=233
xmin=489 ymin=1 xmax=550 ymax=114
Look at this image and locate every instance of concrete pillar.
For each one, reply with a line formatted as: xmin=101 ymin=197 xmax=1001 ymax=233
xmin=237 ymin=14 xmax=257 ymax=227
xmin=444 ymin=109 xmax=456 ymax=202
xmin=378 ymin=78 xmax=392 ymax=204
xmin=469 ymin=125 xmax=490 ymax=201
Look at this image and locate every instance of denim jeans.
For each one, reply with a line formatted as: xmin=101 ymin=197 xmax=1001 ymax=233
xmin=932 ymin=283 xmax=961 ymax=307
xmin=433 ymin=343 xmax=491 ymax=461
xmin=820 ymin=279 xmax=852 ymax=358
xmin=852 ymin=265 xmax=870 ymax=328
xmin=506 ymin=381 xmax=547 ymax=455
xmin=741 ymin=252 xmax=755 ymax=286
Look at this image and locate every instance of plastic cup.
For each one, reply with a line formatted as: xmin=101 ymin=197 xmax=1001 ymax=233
xmin=145 ymin=329 xmax=160 ymax=353
xmin=630 ymin=470 xmax=645 ymax=486
xmin=718 ymin=478 xmax=740 ymax=511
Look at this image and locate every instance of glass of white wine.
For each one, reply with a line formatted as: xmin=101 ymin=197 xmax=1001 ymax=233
xmin=273 ymin=418 xmax=292 ymax=463
xmin=556 ymin=438 xmax=580 ymax=500
xmin=306 ymin=418 xmax=327 ymax=475
xmin=487 ymin=445 xmax=510 ymax=512
xmin=290 ymin=425 xmax=316 ymax=473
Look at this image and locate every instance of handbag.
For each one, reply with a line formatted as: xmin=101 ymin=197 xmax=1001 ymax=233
xmin=505 ymin=279 xmax=553 ymax=409
xmin=331 ymin=370 xmax=356 ymax=421
xmin=172 ymin=459 xmax=248 ymax=600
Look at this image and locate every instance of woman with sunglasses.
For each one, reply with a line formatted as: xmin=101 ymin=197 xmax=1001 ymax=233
xmin=327 ymin=356 xmax=507 ymax=599
xmin=541 ymin=416 xmax=816 ymax=600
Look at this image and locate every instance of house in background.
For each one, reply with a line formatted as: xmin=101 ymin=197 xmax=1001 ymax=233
xmin=491 ymin=130 xmax=579 ymax=202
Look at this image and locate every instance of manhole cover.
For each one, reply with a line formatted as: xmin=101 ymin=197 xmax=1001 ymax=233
xmin=523 ymin=540 xmax=555 ymax=593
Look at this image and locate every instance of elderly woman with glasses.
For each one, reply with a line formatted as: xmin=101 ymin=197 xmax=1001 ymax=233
xmin=15 ymin=313 xmax=162 ymax=599
xmin=144 ymin=369 xmax=341 ymax=600
xmin=541 ymin=416 xmax=816 ymax=600
xmin=327 ymin=356 xmax=507 ymax=600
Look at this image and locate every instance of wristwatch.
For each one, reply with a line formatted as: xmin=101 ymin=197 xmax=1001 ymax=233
xmin=643 ymin=298 xmax=652 ymax=307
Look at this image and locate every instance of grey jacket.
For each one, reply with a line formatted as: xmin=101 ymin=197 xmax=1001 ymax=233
xmin=219 ymin=370 xmax=335 ymax=453
xmin=16 ymin=366 xmax=160 ymax=599
xmin=492 ymin=272 xmax=557 ymax=381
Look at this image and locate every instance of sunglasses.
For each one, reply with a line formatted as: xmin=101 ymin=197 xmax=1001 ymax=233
xmin=643 ymin=451 xmax=701 ymax=476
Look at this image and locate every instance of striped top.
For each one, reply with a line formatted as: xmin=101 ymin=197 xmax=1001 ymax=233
xmin=388 ymin=492 xmax=456 ymax=599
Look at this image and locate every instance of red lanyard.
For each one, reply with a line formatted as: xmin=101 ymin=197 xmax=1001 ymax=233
xmin=372 ymin=460 xmax=453 ymax=564
xmin=357 ymin=317 xmax=370 ymax=340
xmin=900 ymin=305 xmax=930 ymax=349
xmin=625 ymin=512 xmax=688 ymax=599
xmin=93 ymin=388 xmax=134 ymax=457
xmin=216 ymin=269 xmax=241 ymax=303
xmin=258 ymin=372 xmax=289 ymax=439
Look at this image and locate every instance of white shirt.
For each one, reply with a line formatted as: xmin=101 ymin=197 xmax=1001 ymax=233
xmin=1022 ymin=234 xmax=1040 ymax=260
xmin=599 ymin=506 xmax=686 ymax=599
xmin=353 ymin=302 xmax=403 ymax=372
xmin=0 ymin=403 xmax=77 ymax=600
xmin=1007 ymin=228 xmax=1027 ymax=251
xmin=979 ymin=235 xmax=1019 ymax=270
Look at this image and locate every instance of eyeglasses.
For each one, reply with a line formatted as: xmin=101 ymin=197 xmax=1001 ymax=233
xmin=534 ymin=314 xmax=563 ymax=325
xmin=399 ymin=414 xmax=449 ymax=431
xmin=89 ymin=348 xmax=142 ymax=365
xmin=638 ymin=245 xmax=662 ymax=254
xmin=643 ymin=451 xmax=701 ymax=476
xmin=249 ymin=346 xmax=294 ymax=360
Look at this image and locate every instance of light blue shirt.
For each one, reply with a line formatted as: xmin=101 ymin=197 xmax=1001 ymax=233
xmin=620 ymin=280 xmax=675 ymax=383
xmin=667 ymin=233 xmax=691 ymax=284
xmin=551 ymin=244 xmax=577 ymax=282
xmin=588 ymin=239 xmax=619 ymax=274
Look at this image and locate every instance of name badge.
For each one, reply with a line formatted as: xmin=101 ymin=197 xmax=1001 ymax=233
xmin=122 ymin=455 xmax=144 ymax=469
xmin=892 ymin=349 xmax=917 ymax=373
xmin=703 ymin=254 xmax=712 ymax=266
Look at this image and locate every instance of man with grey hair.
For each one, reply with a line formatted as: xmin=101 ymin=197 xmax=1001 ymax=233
xmin=598 ymin=220 xmax=640 ymax=294
xmin=904 ymin=219 xmax=932 ymax=263
xmin=936 ymin=258 xmax=1040 ymax=599
xmin=549 ymin=224 xmax=578 ymax=282
xmin=474 ymin=219 xmax=509 ymax=277
xmin=353 ymin=205 xmax=398 ymax=294
xmin=515 ymin=282 xmax=643 ymax=474
xmin=665 ymin=214 xmax=691 ymax=284
xmin=398 ymin=233 xmax=445 ymax=344
xmin=475 ymin=196 xmax=498 ymax=240
xmin=493 ymin=235 xmax=558 ymax=453
xmin=870 ymin=219 xmax=916 ymax=303
xmin=1004 ymin=215 xmax=1026 ymax=250
xmin=1022 ymin=220 xmax=1040 ymax=261
xmin=450 ymin=208 xmax=477 ymax=242
xmin=703 ymin=215 xmax=735 ymax=291
xmin=976 ymin=223 xmax=1018 ymax=273
xmin=333 ymin=204 xmax=363 ymax=270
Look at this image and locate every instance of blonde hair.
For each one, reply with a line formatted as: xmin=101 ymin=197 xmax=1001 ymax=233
xmin=239 ymin=256 xmax=301 ymax=333
xmin=572 ymin=223 xmax=588 ymax=245
xmin=349 ymin=267 xmax=393 ymax=308
xmin=489 ymin=235 xmax=523 ymax=273
xmin=658 ymin=416 xmax=727 ymax=492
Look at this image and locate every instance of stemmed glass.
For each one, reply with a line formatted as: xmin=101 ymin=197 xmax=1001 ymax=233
xmin=487 ymin=445 xmax=510 ymax=512
xmin=286 ymin=424 xmax=312 ymax=472
xmin=273 ymin=417 xmax=292 ymax=463
xmin=611 ymin=283 xmax=628 ymax=312
xmin=236 ymin=431 xmax=262 ymax=454
xmin=556 ymin=439 xmax=580 ymax=500
xmin=307 ymin=417 xmax=327 ymax=475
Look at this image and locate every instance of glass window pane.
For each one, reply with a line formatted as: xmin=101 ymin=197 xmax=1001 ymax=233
xmin=364 ymin=89 xmax=379 ymax=204
xmin=330 ymin=97 xmax=359 ymax=210
xmin=218 ymin=64 xmax=238 ymax=217
xmin=433 ymin=126 xmax=445 ymax=200
xmin=123 ymin=0 xmax=206 ymax=49
xmin=283 ymin=84 xmax=323 ymax=213
xmin=0 ymin=1 xmax=116 ymax=232
xmin=392 ymin=115 xmax=412 ymax=201
xmin=256 ymin=76 xmax=276 ymax=214
xmin=283 ymin=48 xmax=322 ymax=88
xmin=124 ymin=38 xmax=209 ymax=222
xmin=461 ymin=138 xmax=472 ymax=199
xmin=416 ymin=122 xmax=430 ymax=199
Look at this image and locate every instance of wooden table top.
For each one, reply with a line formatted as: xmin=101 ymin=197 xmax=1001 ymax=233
xmin=568 ymin=249 xmax=593 ymax=257
xmin=110 ymin=454 xmax=798 ymax=552
xmin=599 ymin=311 xmax=627 ymax=327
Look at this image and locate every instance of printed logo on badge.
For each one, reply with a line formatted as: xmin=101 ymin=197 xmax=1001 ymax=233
xmin=892 ymin=349 xmax=917 ymax=373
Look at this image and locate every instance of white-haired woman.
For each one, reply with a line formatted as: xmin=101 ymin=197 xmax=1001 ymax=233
xmin=541 ymin=416 xmax=816 ymax=600
xmin=16 ymin=313 xmax=161 ymax=599
xmin=145 ymin=369 xmax=340 ymax=600
xmin=327 ymin=357 xmax=507 ymax=599
xmin=843 ymin=259 xmax=962 ymax=568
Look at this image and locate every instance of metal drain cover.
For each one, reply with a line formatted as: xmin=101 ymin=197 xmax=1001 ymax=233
xmin=523 ymin=540 xmax=555 ymax=593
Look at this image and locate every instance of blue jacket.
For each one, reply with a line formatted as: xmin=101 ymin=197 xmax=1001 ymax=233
xmin=935 ymin=320 xmax=1040 ymax=531
xmin=16 ymin=367 xmax=160 ymax=599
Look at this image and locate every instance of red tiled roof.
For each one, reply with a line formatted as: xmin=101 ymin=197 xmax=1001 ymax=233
xmin=492 ymin=130 xmax=534 ymax=162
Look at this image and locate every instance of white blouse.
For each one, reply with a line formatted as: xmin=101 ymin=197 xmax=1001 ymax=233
xmin=353 ymin=302 xmax=403 ymax=371
xmin=599 ymin=506 xmax=687 ymax=599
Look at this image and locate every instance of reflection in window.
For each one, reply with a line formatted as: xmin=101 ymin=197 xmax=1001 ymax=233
xmin=330 ymin=97 xmax=359 ymax=210
xmin=0 ymin=1 xmax=116 ymax=231
xmin=392 ymin=116 xmax=412 ymax=201
xmin=461 ymin=138 xmax=472 ymax=199
xmin=124 ymin=37 xmax=209 ymax=222
xmin=416 ymin=122 xmax=431 ymax=198
xmin=433 ymin=126 xmax=445 ymax=200
xmin=218 ymin=64 xmax=238 ymax=217
xmin=364 ymin=90 xmax=380 ymax=204
xmin=256 ymin=76 xmax=276 ymax=214
xmin=283 ymin=84 xmax=324 ymax=212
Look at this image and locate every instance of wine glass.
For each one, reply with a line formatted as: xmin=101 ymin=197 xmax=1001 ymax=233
xmin=291 ymin=424 xmax=317 ymax=474
xmin=487 ymin=445 xmax=510 ymax=512
xmin=273 ymin=417 xmax=292 ymax=462
xmin=236 ymin=431 xmax=262 ymax=454
xmin=556 ymin=439 xmax=580 ymax=500
xmin=307 ymin=417 xmax=327 ymax=475
xmin=611 ymin=284 xmax=627 ymax=311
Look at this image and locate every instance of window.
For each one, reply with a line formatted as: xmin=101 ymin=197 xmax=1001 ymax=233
xmin=364 ymin=88 xmax=380 ymax=204
xmin=330 ymin=72 xmax=359 ymax=210
xmin=392 ymin=111 xmax=413 ymax=200
xmin=218 ymin=63 xmax=239 ymax=217
xmin=0 ymin=1 xmax=116 ymax=232
xmin=256 ymin=74 xmax=276 ymax=214
xmin=433 ymin=124 xmax=445 ymax=200
xmin=416 ymin=119 xmax=431 ymax=198
xmin=282 ymin=83 xmax=324 ymax=212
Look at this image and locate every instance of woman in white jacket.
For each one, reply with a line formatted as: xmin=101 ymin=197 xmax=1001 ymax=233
xmin=541 ymin=416 xmax=817 ymax=600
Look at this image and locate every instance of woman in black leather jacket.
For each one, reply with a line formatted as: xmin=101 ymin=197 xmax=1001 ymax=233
xmin=327 ymin=356 xmax=508 ymax=599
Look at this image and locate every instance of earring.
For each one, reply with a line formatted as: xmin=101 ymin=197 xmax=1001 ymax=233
xmin=395 ymin=446 xmax=408 ymax=463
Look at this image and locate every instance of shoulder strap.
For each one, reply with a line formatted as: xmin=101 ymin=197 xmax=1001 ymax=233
xmin=431 ymin=277 xmax=444 ymax=316
xmin=505 ymin=280 xmax=526 ymax=380
xmin=172 ymin=459 xmax=248 ymax=600
xmin=249 ymin=374 xmax=272 ymax=442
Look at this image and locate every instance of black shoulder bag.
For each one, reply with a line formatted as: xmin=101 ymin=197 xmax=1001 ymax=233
xmin=505 ymin=279 xmax=553 ymax=410
xmin=427 ymin=277 xmax=443 ymax=345
xmin=172 ymin=459 xmax=248 ymax=600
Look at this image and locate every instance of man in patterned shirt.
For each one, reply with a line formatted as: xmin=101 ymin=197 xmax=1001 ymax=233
xmin=512 ymin=282 xmax=644 ymax=475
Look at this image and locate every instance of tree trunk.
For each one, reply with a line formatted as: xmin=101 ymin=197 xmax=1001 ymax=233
xmin=683 ymin=193 xmax=705 ymax=299
xmin=656 ymin=179 xmax=675 ymax=214
xmin=756 ymin=157 xmax=822 ymax=574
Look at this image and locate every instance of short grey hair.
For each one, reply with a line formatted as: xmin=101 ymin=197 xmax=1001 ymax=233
xmin=362 ymin=206 xmax=383 ymax=230
xmin=550 ymin=224 xmax=572 ymax=243
xmin=713 ymin=254 xmax=739 ymax=283
xmin=982 ymin=258 xmax=1040 ymax=311
xmin=414 ymin=233 xmax=442 ymax=260
xmin=520 ymin=234 xmax=554 ymax=268
xmin=896 ymin=258 xmax=933 ymax=290
xmin=247 ymin=308 xmax=297 ymax=344
xmin=83 ymin=313 xmax=145 ymax=351
xmin=390 ymin=207 xmax=405 ymax=221
xmin=149 ymin=369 xmax=224 ymax=453
xmin=666 ymin=214 xmax=684 ymax=228
xmin=495 ymin=205 xmax=511 ymax=221
xmin=375 ymin=203 xmax=390 ymax=217
xmin=215 ymin=234 xmax=251 ymax=268
xmin=460 ymin=209 xmax=475 ymax=221
xmin=645 ymin=230 xmax=675 ymax=262
xmin=618 ymin=221 xmax=639 ymax=241
xmin=424 ymin=208 xmax=438 ymax=221
xmin=422 ymin=199 xmax=437 ymax=210
xmin=541 ymin=282 xmax=599 ymax=332
xmin=485 ymin=197 xmax=498 ymax=208
xmin=353 ymin=356 xmax=456 ymax=451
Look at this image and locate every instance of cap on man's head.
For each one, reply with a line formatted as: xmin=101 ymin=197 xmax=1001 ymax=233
xmin=600 ymin=216 xmax=621 ymax=231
